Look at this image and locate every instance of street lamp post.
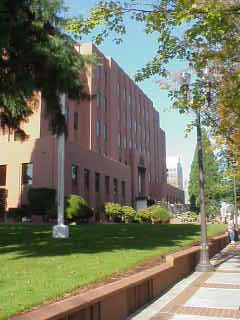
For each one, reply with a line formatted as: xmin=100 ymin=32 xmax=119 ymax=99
xmin=180 ymin=68 xmax=214 ymax=272
xmin=52 ymin=93 xmax=69 ymax=238
xmin=195 ymin=110 xmax=214 ymax=271
xmin=233 ymin=172 xmax=239 ymax=239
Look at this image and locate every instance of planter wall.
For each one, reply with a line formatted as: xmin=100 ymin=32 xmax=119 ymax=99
xmin=13 ymin=233 xmax=230 ymax=320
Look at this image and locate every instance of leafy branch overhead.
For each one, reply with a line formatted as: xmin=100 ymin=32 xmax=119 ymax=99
xmin=0 ymin=0 xmax=95 ymax=137
xmin=68 ymin=0 xmax=240 ymax=169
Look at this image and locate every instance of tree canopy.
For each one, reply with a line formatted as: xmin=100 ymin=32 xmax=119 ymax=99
xmin=188 ymin=130 xmax=221 ymax=216
xmin=67 ymin=0 xmax=240 ymax=169
xmin=0 ymin=0 xmax=93 ymax=137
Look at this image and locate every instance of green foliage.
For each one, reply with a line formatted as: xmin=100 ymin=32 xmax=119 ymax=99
xmin=104 ymin=202 xmax=122 ymax=218
xmin=28 ymin=188 xmax=56 ymax=215
xmin=188 ymin=130 xmax=221 ymax=215
xmin=0 ymin=189 xmax=7 ymax=215
xmin=0 ymin=0 xmax=95 ymax=136
xmin=135 ymin=208 xmax=151 ymax=223
xmin=121 ymin=206 xmax=136 ymax=220
xmin=149 ymin=206 xmax=170 ymax=224
xmin=65 ymin=194 xmax=93 ymax=222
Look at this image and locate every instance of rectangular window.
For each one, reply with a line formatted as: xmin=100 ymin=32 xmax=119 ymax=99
xmin=121 ymin=181 xmax=125 ymax=199
xmin=118 ymin=132 xmax=121 ymax=147
xmin=22 ymin=163 xmax=33 ymax=185
xmin=117 ymin=107 xmax=120 ymax=121
xmin=113 ymin=178 xmax=118 ymax=195
xmin=95 ymin=172 xmax=100 ymax=192
xmin=104 ymin=124 xmax=107 ymax=141
xmin=72 ymin=165 xmax=78 ymax=185
xmin=84 ymin=169 xmax=89 ymax=191
xmin=103 ymin=96 xmax=107 ymax=113
xmin=0 ymin=165 xmax=7 ymax=186
xmin=123 ymin=136 xmax=127 ymax=149
xmin=97 ymin=92 xmax=101 ymax=109
xmin=117 ymin=81 xmax=120 ymax=96
xmin=104 ymin=69 xmax=107 ymax=87
xmin=105 ymin=176 xmax=110 ymax=194
xmin=124 ymin=87 xmax=126 ymax=99
xmin=97 ymin=65 xmax=101 ymax=80
xmin=74 ymin=112 xmax=78 ymax=130
xmin=96 ymin=120 xmax=100 ymax=137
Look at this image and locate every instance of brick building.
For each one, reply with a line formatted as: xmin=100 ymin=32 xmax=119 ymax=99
xmin=0 ymin=43 xmax=184 ymax=211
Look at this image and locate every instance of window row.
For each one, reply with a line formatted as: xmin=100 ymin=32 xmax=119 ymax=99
xmin=71 ymin=165 xmax=126 ymax=198
xmin=0 ymin=163 xmax=33 ymax=187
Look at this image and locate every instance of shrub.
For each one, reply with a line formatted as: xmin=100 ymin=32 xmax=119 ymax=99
xmin=104 ymin=202 xmax=122 ymax=217
xmin=135 ymin=208 xmax=151 ymax=223
xmin=28 ymin=188 xmax=56 ymax=215
xmin=149 ymin=206 xmax=170 ymax=224
xmin=65 ymin=194 xmax=93 ymax=222
xmin=0 ymin=189 xmax=7 ymax=215
xmin=7 ymin=207 xmax=29 ymax=221
xmin=121 ymin=206 xmax=136 ymax=221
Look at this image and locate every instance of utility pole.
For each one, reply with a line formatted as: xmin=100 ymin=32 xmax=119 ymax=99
xmin=52 ymin=93 xmax=69 ymax=238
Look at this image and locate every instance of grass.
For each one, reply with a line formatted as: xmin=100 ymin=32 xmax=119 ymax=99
xmin=0 ymin=223 xmax=226 ymax=319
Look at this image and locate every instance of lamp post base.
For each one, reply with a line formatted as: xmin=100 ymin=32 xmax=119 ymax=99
xmin=195 ymin=262 xmax=215 ymax=272
xmin=195 ymin=248 xmax=215 ymax=272
xmin=52 ymin=224 xmax=69 ymax=238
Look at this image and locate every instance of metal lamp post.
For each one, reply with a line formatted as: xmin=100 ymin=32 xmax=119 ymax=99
xmin=233 ymin=171 xmax=239 ymax=239
xmin=52 ymin=93 xmax=69 ymax=238
xmin=180 ymin=67 xmax=214 ymax=272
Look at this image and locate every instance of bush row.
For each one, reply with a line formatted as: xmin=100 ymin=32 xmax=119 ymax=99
xmin=104 ymin=202 xmax=171 ymax=224
xmin=6 ymin=188 xmax=171 ymax=225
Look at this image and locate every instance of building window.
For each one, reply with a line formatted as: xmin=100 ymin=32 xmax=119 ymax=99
xmin=72 ymin=165 xmax=78 ymax=185
xmin=121 ymin=181 xmax=126 ymax=200
xmin=96 ymin=120 xmax=100 ymax=137
xmin=95 ymin=172 xmax=100 ymax=192
xmin=97 ymin=92 xmax=101 ymax=109
xmin=104 ymin=124 xmax=107 ymax=141
xmin=129 ymin=119 xmax=132 ymax=129
xmin=123 ymin=136 xmax=127 ymax=149
xmin=128 ymin=94 xmax=131 ymax=105
xmin=84 ymin=169 xmax=89 ymax=191
xmin=117 ymin=107 xmax=120 ymax=121
xmin=104 ymin=69 xmax=107 ymax=87
xmin=113 ymin=178 xmax=118 ymax=195
xmin=129 ymin=139 xmax=132 ymax=149
xmin=117 ymin=81 xmax=120 ymax=96
xmin=118 ymin=132 xmax=121 ymax=147
xmin=0 ymin=165 xmax=7 ymax=186
xmin=105 ymin=176 xmax=110 ymax=194
xmin=74 ymin=112 xmax=78 ymax=130
xmin=124 ymin=87 xmax=126 ymax=99
xmin=22 ymin=163 xmax=33 ymax=185
xmin=103 ymin=96 xmax=107 ymax=113
xmin=134 ymin=120 xmax=137 ymax=132
xmin=97 ymin=65 xmax=101 ymax=80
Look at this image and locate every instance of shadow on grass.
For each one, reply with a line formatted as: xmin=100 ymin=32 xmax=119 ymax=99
xmin=0 ymin=224 xmax=203 ymax=259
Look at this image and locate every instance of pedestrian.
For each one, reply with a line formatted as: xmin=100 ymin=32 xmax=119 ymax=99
xmin=228 ymin=212 xmax=236 ymax=244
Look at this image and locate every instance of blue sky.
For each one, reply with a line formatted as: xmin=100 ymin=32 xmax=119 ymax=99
xmin=64 ymin=0 xmax=196 ymax=187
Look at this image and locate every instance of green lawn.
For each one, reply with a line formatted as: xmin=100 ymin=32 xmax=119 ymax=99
xmin=0 ymin=223 xmax=226 ymax=319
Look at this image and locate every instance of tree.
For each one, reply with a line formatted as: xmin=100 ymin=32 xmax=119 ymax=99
xmin=188 ymin=130 xmax=221 ymax=216
xmin=67 ymin=0 xmax=240 ymax=170
xmin=0 ymin=0 xmax=94 ymax=137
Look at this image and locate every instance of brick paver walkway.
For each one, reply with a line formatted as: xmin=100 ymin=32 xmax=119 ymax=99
xmin=129 ymin=243 xmax=240 ymax=320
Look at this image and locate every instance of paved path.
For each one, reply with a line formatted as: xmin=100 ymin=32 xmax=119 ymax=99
xmin=128 ymin=243 xmax=240 ymax=320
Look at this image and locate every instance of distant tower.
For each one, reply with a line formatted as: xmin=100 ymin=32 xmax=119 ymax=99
xmin=167 ymin=156 xmax=184 ymax=190
xmin=177 ymin=157 xmax=183 ymax=190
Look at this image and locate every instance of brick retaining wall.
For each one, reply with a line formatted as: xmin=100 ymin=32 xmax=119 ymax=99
xmin=13 ymin=233 xmax=229 ymax=320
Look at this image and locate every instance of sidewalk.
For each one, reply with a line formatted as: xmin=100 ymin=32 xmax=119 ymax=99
xmin=128 ymin=243 xmax=240 ymax=320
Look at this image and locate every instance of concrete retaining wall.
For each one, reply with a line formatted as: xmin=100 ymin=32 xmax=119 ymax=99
xmin=13 ymin=233 xmax=229 ymax=320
